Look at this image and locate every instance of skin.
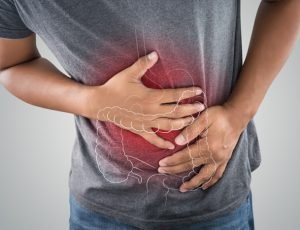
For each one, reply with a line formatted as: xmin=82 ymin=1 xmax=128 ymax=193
xmin=158 ymin=0 xmax=300 ymax=192
xmin=0 ymin=43 xmax=204 ymax=150
xmin=0 ymin=0 xmax=299 ymax=194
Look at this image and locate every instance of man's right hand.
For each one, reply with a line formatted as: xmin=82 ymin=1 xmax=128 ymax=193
xmin=0 ymin=35 xmax=203 ymax=150
xmin=84 ymin=52 xmax=204 ymax=150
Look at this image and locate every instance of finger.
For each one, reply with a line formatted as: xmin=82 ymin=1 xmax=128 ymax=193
xmin=110 ymin=116 xmax=175 ymax=149
xmin=201 ymin=163 xmax=227 ymax=190
xmin=124 ymin=51 xmax=159 ymax=80
xmin=151 ymin=116 xmax=194 ymax=131
xmin=107 ymin=109 xmax=148 ymax=131
xmin=158 ymin=103 xmax=205 ymax=119
xmin=137 ymin=128 xmax=175 ymax=150
xmin=159 ymin=142 xmax=210 ymax=167
xmin=179 ymin=163 xmax=217 ymax=192
xmin=158 ymin=158 xmax=207 ymax=175
xmin=153 ymin=86 xmax=203 ymax=104
xmin=174 ymin=111 xmax=208 ymax=145
xmin=106 ymin=106 xmax=160 ymax=129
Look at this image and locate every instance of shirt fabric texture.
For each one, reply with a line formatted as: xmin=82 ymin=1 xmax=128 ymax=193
xmin=69 ymin=191 xmax=254 ymax=229
xmin=0 ymin=1 xmax=262 ymax=229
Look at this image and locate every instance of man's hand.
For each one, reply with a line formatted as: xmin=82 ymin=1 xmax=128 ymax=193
xmin=157 ymin=105 xmax=248 ymax=192
xmin=0 ymin=40 xmax=204 ymax=151
xmin=84 ymin=51 xmax=204 ymax=150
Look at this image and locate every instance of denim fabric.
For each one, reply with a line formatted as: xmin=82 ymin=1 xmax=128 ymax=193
xmin=69 ymin=191 xmax=254 ymax=230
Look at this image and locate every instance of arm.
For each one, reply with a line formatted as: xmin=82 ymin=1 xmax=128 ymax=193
xmin=0 ymin=34 xmax=203 ymax=150
xmin=157 ymin=0 xmax=300 ymax=191
xmin=0 ymin=34 xmax=91 ymax=118
xmin=224 ymin=0 xmax=300 ymax=127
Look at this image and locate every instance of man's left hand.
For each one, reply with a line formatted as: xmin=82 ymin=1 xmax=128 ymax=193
xmin=158 ymin=105 xmax=247 ymax=192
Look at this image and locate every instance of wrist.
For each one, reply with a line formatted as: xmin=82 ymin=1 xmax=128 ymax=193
xmin=223 ymin=101 xmax=256 ymax=131
xmin=80 ymin=85 xmax=108 ymax=121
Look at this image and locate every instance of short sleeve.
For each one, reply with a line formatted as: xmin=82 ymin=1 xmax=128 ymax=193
xmin=0 ymin=0 xmax=33 ymax=39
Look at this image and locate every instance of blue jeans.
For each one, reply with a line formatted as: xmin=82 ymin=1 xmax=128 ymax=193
xmin=69 ymin=191 xmax=254 ymax=230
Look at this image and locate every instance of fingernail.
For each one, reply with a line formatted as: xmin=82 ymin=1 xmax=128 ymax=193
xmin=147 ymin=51 xmax=157 ymax=60
xmin=167 ymin=143 xmax=175 ymax=150
xmin=202 ymin=186 xmax=208 ymax=190
xmin=180 ymin=188 xmax=188 ymax=193
xmin=175 ymin=134 xmax=186 ymax=145
xmin=196 ymin=89 xmax=203 ymax=95
xmin=195 ymin=103 xmax=205 ymax=111
xmin=158 ymin=167 xmax=166 ymax=173
xmin=159 ymin=160 xmax=167 ymax=166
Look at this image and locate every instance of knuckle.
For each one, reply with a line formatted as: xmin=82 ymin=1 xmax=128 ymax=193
xmin=186 ymin=105 xmax=196 ymax=115
xmin=170 ymin=120 xmax=180 ymax=129
xmin=137 ymin=57 xmax=145 ymax=66
xmin=164 ymin=120 xmax=173 ymax=130
xmin=214 ymin=151 xmax=225 ymax=161
xmin=177 ymin=107 xmax=186 ymax=117
xmin=201 ymin=169 xmax=212 ymax=178
xmin=202 ymin=175 xmax=211 ymax=181
xmin=132 ymin=60 xmax=140 ymax=71
xmin=174 ymin=119 xmax=186 ymax=129
xmin=182 ymin=129 xmax=191 ymax=140
xmin=155 ymin=120 xmax=168 ymax=130
xmin=210 ymin=143 xmax=219 ymax=154
xmin=135 ymin=59 xmax=145 ymax=70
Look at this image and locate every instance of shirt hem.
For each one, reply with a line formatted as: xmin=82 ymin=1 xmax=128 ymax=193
xmin=0 ymin=28 xmax=33 ymax=39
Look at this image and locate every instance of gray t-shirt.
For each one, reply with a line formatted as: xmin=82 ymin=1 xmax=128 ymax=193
xmin=0 ymin=0 xmax=261 ymax=229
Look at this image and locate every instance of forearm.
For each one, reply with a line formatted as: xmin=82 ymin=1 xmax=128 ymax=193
xmin=224 ymin=0 xmax=300 ymax=127
xmin=0 ymin=57 xmax=102 ymax=119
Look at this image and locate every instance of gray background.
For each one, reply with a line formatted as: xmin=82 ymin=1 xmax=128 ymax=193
xmin=0 ymin=1 xmax=299 ymax=229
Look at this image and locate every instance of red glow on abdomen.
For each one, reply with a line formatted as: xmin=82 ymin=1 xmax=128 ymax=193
xmin=90 ymin=44 xmax=205 ymax=170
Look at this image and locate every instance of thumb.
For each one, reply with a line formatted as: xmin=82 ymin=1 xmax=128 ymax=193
xmin=126 ymin=51 xmax=159 ymax=80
